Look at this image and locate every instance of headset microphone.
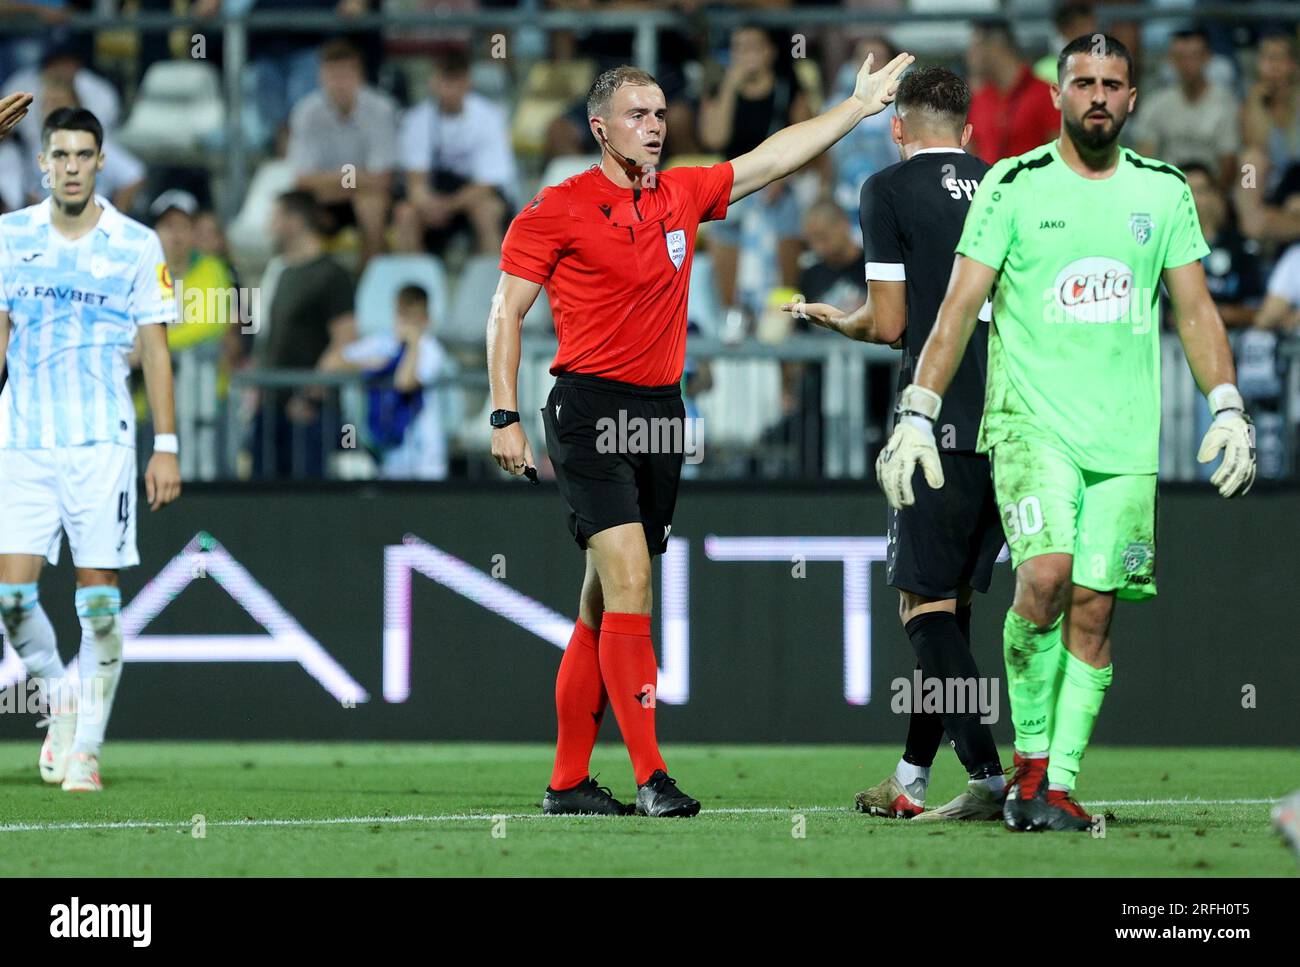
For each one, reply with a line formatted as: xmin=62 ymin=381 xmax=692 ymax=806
xmin=598 ymin=126 xmax=644 ymax=179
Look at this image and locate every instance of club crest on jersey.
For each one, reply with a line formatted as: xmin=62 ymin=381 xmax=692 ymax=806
xmin=1129 ymin=212 xmax=1154 ymax=246
xmin=665 ymin=228 xmax=686 ymax=271
xmin=90 ymin=255 xmax=110 ymax=278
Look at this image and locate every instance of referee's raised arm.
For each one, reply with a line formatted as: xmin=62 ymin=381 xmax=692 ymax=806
xmin=727 ymin=51 xmax=914 ymax=204
xmin=486 ymin=272 xmax=543 ymax=477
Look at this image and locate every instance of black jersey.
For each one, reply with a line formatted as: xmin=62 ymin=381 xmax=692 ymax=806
xmin=859 ymin=148 xmax=991 ymax=451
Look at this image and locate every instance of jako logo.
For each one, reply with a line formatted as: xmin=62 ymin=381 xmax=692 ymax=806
xmin=50 ymin=897 xmax=151 ymax=947
xmin=1051 ymin=256 xmax=1134 ymax=323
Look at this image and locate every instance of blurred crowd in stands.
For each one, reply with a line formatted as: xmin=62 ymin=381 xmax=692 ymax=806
xmin=0 ymin=1 xmax=1297 ymax=481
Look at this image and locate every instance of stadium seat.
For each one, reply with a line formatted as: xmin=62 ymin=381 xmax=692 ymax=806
xmin=522 ymin=59 xmax=596 ymax=101
xmin=695 ymin=358 xmax=784 ymax=447
xmin=890 ymin=0 xmax=1000 ymax=56
xmin=227 ymin=159 xmax=296 ymax=275
xmin=664 ymin=154 xmax=724 ymax=171
xmin=522 ymin=285 xmax=553 ymax=334
xmin=448 ymin=254 xmax=555 ymax=339
xmin=115 ymin=60 xmax=226 ymax=162
xmin=511 ymin=95 xmax=574 ymax=158
xmin=355 ymin=255 xmax=451 ymax=337
xmin=511 ymin=60 xmax=597 ymax=158
xmin=453 ymin=335 xmax=556 ymax=461
xmin=539 ymin=154 xmax=600 ymax=190
xmin=446 ymin=255 xmax=498 ymax=345
xmin=1005 ymin=0 xmax=1056 ymax=50
xmin=470 ymin=60 xmax=511 ymax=102
xmin=792 ymin=59 xmax=824 ymax=114
xmin=686 ymin=252 xmax=723 ymax=338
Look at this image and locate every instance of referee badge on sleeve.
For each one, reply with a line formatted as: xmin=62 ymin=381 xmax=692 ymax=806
xmin=665 ymin=229 xmax=686 ymax=271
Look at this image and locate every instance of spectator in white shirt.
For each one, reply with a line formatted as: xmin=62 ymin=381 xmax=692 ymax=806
xmin=393 ymin=48 xmax=516 ymax=257
xmin=3 ymin=43 xmax=119 ymax=156
xmin=319 ymin=285 xmax=458 ymax=480
xmin=287 ymin=39 xmax=398 ymax=268
xmin=1132 ymin=28 xmax=1240 ymax=186
xmin=1256 ymin=243 xmax=1300 ymax=333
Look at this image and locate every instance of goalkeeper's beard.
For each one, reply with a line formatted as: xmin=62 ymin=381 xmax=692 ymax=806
xmin=1064 ymin=106 xmax=1128 ymax=153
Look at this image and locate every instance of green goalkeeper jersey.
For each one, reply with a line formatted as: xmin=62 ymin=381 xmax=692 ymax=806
xmin=955 ymin=140 xmax=1209 ymax=474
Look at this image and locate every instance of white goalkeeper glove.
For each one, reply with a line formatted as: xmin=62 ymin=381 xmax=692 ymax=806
xmin=876 ymin=384 xmax=945 ymax=509
xmin=1196 ymin=383 xmax=1256 ymax=498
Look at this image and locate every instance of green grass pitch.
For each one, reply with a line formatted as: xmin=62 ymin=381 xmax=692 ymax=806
xmin=0 ymin=742 xmax=1293 ymax=877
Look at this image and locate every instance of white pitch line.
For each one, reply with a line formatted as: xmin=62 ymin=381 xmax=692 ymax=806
xmin=0 ymin=799 xmax=1280 ymax=834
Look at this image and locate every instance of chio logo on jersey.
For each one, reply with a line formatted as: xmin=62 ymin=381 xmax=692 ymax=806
xmin=1050 ymin=257 xmax=1134 ymax=324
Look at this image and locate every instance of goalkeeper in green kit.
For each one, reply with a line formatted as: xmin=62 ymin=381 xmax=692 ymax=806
xmin=875 ymin=34 xmax=1256 ymax=832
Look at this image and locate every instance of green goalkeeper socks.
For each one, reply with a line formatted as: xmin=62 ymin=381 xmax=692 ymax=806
xmin=1002 ymin=610 xmax=1063 ymax=754
xmin=1047 ymin=649 xmax=1113 ymax=790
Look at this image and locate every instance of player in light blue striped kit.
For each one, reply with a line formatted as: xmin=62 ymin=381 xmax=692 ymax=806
xmin=0 ymin=106 xmax=181 ymax=792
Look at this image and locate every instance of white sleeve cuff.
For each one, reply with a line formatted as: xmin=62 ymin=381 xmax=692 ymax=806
xmin=866 ymin=262 xmax=906 ymax=282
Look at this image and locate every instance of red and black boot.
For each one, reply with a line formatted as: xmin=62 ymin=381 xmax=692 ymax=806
xmin=1003 ymin=753 xmax=1091 ymax=832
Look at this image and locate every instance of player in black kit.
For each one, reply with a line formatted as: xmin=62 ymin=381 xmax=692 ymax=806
xmin=784 ymin=67 xmax=1006 ymax=821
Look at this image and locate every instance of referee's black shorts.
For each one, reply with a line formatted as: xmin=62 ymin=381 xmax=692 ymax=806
xmin=886 ymin=450 xmax=1005 ymax=599
xmin=542 ymin=373 xmax=685 ymax=557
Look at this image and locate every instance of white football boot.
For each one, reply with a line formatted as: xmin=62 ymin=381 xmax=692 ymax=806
xmin=854 ymin=773 xmax=926 ymax=818
xmin=62 ymin=753 xmax=102 ymax=793
xmin=911 ymin=779 xmax=1004 ymax=822
xmin=37 ymin=710 xmax=77 ymax=784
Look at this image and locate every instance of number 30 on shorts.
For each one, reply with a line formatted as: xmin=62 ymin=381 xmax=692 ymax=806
xmin=1001 ymin=495 xmax=1043 ymax=544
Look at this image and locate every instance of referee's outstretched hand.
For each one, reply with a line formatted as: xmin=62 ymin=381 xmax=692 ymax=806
xmin=851 ymin=51 xmax=915 ymax=117
xmin=492 ymin=422 xmax=536 ymax=480
xmin=0 ymin=91 xmax=33 ymax=142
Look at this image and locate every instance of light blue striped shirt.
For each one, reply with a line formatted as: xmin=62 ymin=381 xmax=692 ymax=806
xmin=0 ymin=196 xmax=176 ymax=449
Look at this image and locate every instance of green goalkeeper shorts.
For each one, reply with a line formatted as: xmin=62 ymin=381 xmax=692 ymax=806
xmin=988 ymin=431 xmax=1157 ymax=600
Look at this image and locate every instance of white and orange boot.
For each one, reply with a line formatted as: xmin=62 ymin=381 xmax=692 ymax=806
xmin=37 ymin=707 xmax=77 ymax=785
xmin=61 ymin=753 xmax=102 ymax=793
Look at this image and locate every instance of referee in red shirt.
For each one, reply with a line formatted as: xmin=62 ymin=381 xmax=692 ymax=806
xmin=488 ymin=52 xmax=913 ymax=818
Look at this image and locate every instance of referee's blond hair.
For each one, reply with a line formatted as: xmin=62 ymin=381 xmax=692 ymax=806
xmin=587 ymin=66 xmax=660 ymax=121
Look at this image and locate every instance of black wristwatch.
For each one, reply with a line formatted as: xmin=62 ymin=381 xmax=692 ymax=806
xmin=490 ymin=409 xmax=520 ymax=428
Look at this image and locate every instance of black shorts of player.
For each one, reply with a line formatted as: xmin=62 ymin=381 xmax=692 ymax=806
xmin=542 ymin=373 xmax=685 ymax=557
xmin=886 ymin=450 xmax=1004 ymax=599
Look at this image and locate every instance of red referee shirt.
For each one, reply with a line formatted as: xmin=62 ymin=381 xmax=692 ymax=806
xmin=499 ymin=161 xmax=734 ymax=387
xmin=967 ymin=65 xmax=1060 ymax=164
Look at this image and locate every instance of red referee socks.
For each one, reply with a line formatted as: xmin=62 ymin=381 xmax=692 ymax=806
xmin=598 ymin=611 xmax=667 ymax=785
xmin=550 ymin=618 xmax=607 ymax=790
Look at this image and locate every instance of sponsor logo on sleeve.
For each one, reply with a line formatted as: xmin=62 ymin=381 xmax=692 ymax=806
xmin=156 ymin=262 xmax=174 ymax=299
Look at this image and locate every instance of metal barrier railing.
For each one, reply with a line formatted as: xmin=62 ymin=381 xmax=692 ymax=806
xmin=196 ymin=331 xmax=1299 ymax=482
xmin=223 ymin=364 xmax=485 ymax=480
xmin=1280 ymin=338 xmax=1300 ymax=477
